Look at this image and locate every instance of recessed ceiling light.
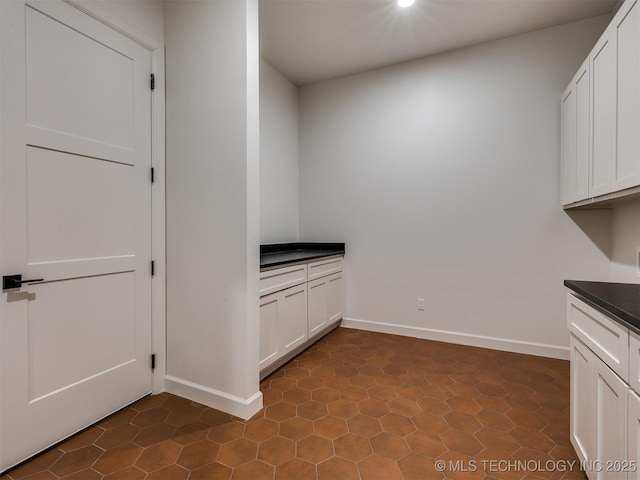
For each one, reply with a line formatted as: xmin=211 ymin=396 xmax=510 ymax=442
xmin=397 ymin=0 xmax=415 ymax=7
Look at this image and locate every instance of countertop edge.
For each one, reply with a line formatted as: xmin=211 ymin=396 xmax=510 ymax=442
xmin=260 ymin=242 xmax=345 ymax=269
xmin=260 ymin=252 xmax=344 ymax=270
xmin=564 ymin=280 xmax=640 ymax=333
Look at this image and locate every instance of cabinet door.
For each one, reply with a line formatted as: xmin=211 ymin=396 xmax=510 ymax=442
xmin=308 ymin=277 xmax=327 ymax=338
xmin=629 ymin=390 xmax=640 ymax=480
xmin=594 ymin=358 xmax=628 ymax=480
xmin=575 ymin=61 xmax=590 ymax=201
xmin=308 ymin=272 xmax=343 ymax=338
xmin=279 ymin=283 xmax=308 ymax=355
xmin=614 ymin=0 xmax=640 ymax=191
xmin=259 ymin=293 xmax=279 ymax=370
xmin=326 ymin=272 xmax=343 ymax=324
xmin=562 ymin=60 xmax=591 ymax=205
xmin=561 ymin=83 xmax=577 ymax=205
xmin=591 ymin=30 xmax=617 ymax=198
xmin=571 ymin=335 xmax=596 ymax=466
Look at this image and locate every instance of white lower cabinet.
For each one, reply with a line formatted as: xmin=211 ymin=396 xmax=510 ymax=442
xmin=571 ymin=334 xmax=629 ymax=479
xmin=259 ymin=256 xmax=343 ymax=375
xmin=568 ymin=293 xmax=634 ymax=480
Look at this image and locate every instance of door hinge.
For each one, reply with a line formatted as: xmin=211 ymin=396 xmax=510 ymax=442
xmin=150 ymin=73 xmax=155 ymax=91
xmin=151 ymin=167 xmax=155 ymax=184
xmin=151 ymin=354 xmax=156 ymax=371
xmin=151 ymin=260 xmax=155 ymax=277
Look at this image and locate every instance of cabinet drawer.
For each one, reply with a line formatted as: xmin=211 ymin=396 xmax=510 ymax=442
xmin=260 ymin=264 xmax=307 ymax=297
xmin=308 ymin=256 xmax=342 ymax=280
xmin=567 ymin=293 xmax=629 ymax=380
xmin=630 ymin=331 xmax=640 ymax=394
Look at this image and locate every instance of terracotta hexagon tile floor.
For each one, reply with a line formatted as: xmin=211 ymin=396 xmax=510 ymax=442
xmin=1 ymin=328 xmax=585 ymax=479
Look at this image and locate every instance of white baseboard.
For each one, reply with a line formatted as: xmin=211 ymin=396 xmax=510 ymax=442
xmin=164 ymin=376 xmax=263 ymax=420
xmin=341 ymin=317 xmax=570 ymax=360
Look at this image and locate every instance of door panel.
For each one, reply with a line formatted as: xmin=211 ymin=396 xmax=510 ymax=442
xmin=1 ymin=0 xmax=152 ymax=471
xmin=575 ymin=65 xmax=590 ymax=201
xmin=28 ymin=273 xmax=136 ymax=401
xmin=308 ymin=277 xmax=327 ymax=337
xmin=26 ymin=147 xmax=135 ymax=265
xmin=570 ymin=335 xmax=595 ymax=464
xmin=591 ymin=33 xmax=616 ymax=197
xmin=326 ymin=273 xmax=343 ymax=324
xmin=260 ymin=294 xmax=279 ymax=370
xmin=26 ymin=4 xmax=135 ymax=151
xmin=595 ymin=360 xmax=628 ymax=480
xmin=280 ymin=284 xmax=307 ymax=353
xmin=561 ymin=86 xmax=576 ymax=205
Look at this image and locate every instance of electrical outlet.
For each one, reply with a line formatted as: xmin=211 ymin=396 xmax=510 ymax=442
xmin=417 ymin=298 xmax=425 ymax=310
xmin=637 ymin=247 xmax=640 ymax=279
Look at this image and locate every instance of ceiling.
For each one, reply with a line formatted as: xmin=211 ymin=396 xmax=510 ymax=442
xmin=259 ymin=0 xmax=619 ymax=86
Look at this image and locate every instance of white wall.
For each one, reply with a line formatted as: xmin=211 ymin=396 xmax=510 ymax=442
xmin=164 ymin=0 xmax=261 ymax=418
xmin=299 ymin=16 xmax=612 ymax=358
xmin=260 ymin=59 xmax=300 ymax=243
xmin=610 ymin=200 xmax=640 ymax=283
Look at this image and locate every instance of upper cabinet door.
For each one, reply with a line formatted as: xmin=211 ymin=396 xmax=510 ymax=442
xmin=590 ymin=29 xmax=617 ymax=198
xmin=561 ymin=59 xmax=591 ymax=206
xmin=615 ymin=0 xmax=640 ymax=191
xmin=574 ymin=63 xmax=591 ymax=202
xmin=561 ymin=83 xmax=577 ymax=205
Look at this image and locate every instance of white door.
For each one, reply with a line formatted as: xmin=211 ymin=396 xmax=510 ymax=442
xmin=0 ymin=1 xmax=153 ymax=471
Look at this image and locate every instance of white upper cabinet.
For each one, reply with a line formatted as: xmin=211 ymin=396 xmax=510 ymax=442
xmin=614 ymin=0 xmax=640 ymax=191
xmin=562 ymin=0 xmax=640 ymax=207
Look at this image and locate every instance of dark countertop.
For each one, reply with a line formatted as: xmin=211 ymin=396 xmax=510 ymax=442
xmin=260 ymin=242 xmax=345 ymax=269
xmin=564 ymin=280 xmax=640 ymax=332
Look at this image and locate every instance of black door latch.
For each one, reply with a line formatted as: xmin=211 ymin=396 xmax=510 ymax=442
xmin=2 ymin=275 xmax=44 ymax=290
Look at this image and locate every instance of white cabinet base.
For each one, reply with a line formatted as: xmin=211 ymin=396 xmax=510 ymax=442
xmin=259 ymin=257 xmax=344 ymax=379
xmin=568 ymin=294 xmax=632 ymax=480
